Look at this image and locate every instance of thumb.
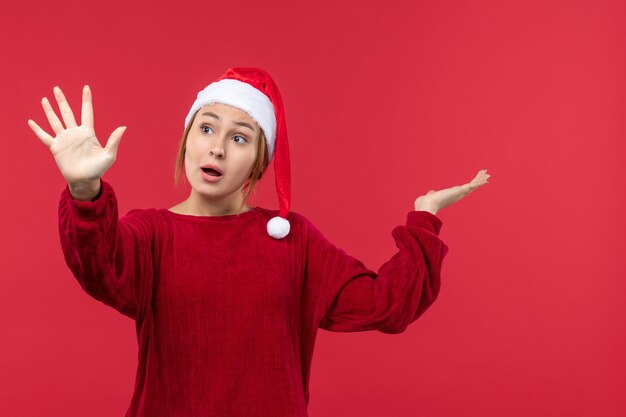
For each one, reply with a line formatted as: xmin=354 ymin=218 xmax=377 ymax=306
xmin=105 ymin=126 xmax=127 ymax=157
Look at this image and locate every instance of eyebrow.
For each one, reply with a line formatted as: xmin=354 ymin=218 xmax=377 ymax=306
xmin=200 ymin=112 xmax=255 ymax=132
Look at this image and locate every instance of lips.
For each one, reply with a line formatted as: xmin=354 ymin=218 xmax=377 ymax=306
xmin=201 ymin=164 xmax=223 ymax=176
xmin=201 ymin=169 xmax=222 ymax=182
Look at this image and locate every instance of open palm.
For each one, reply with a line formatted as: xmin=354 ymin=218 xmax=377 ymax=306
xmin=414 ymin=169 xmax=491 ymax=214
xmin=27 ymin=85 xmax=127 ymax=185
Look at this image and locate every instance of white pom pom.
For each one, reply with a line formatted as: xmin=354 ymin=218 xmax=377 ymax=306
xmin=267 ymin=216 xmax=290 ymax=239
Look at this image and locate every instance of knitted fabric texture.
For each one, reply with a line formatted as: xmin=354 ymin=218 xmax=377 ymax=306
xmin=58 ymin=179 xmax=449 ymax=417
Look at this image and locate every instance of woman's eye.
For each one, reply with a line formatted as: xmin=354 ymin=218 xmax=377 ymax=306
xmin=201 ymin=125 xmax=246 ymax=144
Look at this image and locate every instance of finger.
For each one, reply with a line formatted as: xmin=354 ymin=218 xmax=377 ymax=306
xmin=53 ymin=86 xmax=78 ymax=128
xmin=81 ymin=85 xmax=94 ymax=128
xmin=41 ymin=97 xmax=65 ymax=135
xmin=27 ymin=119 xmax=54 ymax=148
xmin=104 ymin=126 xmax=128 ymax=156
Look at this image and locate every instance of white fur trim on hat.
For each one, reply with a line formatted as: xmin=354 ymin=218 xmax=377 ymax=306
xmin=184 ymin=78 xmax=277 ymax=161
xmin=267 ymin=216 xmax=290 ymax=239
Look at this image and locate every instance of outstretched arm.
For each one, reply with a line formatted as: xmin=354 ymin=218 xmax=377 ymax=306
xmin=58 ymin=179 xmax=155 ymax=320
xmin=311 ymin=210 xmax=448 ymax=333
xmin=414 ymin=169 xmax=491 ymax=215
xmin=311 ymin=170 xmax=490 ymax=333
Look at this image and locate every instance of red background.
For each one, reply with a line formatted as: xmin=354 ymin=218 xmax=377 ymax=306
xmin=1 ymin=0 xmax=625 ymax=416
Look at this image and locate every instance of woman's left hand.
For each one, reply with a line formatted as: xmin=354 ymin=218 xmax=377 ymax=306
xmin=414 ymin=169 xmax=491 ymax=215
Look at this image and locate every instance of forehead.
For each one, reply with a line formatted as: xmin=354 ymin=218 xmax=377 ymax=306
xmin=199 ymin=102 xmax=255 ymax=122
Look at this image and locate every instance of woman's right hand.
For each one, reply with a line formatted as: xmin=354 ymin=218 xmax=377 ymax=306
xmin=27 ymin=85 xmax=127 ymax=189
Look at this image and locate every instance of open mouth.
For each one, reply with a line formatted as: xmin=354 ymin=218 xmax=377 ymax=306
xmin=201 ymin=167 xmax=222 ymax=177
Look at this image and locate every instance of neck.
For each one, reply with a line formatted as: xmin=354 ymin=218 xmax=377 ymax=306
xmin=183 ymin=190 xmax=253 ymax=216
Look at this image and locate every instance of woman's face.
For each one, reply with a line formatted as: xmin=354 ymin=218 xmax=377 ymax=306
xmin=184 ymin=103 xmax=260 ymax=208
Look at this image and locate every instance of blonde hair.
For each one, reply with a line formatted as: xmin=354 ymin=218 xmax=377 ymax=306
xmin=174 ymin=110 xmax=269 ymax=211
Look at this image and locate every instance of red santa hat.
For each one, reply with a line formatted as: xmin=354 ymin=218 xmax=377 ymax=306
xmin=184 ymin=67 xmax=291 ymax=239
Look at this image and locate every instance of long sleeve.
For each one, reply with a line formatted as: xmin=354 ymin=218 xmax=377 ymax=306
xmin=57 ymin=179 xmax=155 ymax=321
xmin=308 ymin=210 xmax=449 ymax=334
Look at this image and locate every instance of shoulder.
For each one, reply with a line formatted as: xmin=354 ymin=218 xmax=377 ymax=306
xmin=119 ymin=207 xmax=161 ymax=237
xmin=124 ymin=207 xmax=160 ymax=220
xmin=286 ymin=209 xmax=311 ymax=227
xmin=285 ymin=210 xmax=328 ymax=242
xmin=281 ymin=209 xmax=316 ymax=231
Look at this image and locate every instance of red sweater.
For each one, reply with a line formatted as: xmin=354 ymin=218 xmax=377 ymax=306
xmin=58 ymin=179 xmax=449 ymax=417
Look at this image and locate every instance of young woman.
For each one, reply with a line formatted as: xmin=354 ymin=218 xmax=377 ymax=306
xmin=28 ymin=67 xmax=490 ymax=417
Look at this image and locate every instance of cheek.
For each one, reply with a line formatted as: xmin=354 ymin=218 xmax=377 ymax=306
xmin=244 ymin=153 xmax=257 ymax=172
xmin=184 ymin=138 xmax=201 ymax=160
xmin=183 ymin=150 xmax=192 ymax=170
xmin=183 ymin=143 xmax=199 ymax=174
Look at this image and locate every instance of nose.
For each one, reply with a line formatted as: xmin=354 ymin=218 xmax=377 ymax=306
xmin=209 ymin=137 xmax=225 ymax=158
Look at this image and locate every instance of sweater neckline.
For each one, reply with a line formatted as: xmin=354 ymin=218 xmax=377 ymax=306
xmin=162 ymin=206 xmax=263 ymax=221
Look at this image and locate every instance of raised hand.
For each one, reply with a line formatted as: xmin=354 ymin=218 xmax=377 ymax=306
xmin=27 ymin=85 xmax=127 ymax=191
xmin=414 ymin=169 xmax=491 ymax=215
